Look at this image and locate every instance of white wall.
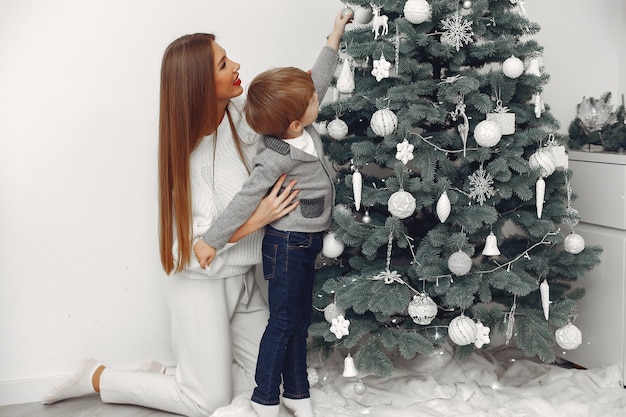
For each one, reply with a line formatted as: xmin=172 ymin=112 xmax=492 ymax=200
xmin=0 ymin=0 xmax=623 ymax=406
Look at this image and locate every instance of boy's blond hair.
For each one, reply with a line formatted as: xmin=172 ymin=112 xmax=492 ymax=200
xmin=245 ymin=67 xmax=315 ymax=138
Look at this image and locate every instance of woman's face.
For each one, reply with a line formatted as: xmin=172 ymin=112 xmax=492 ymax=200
xmin=211 ymin=41 xmax=243 ymax=104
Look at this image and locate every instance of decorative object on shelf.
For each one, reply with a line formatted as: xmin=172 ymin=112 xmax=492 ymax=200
xmin=408 ymin=292 xmax=438 ymax=325
xmin=403 ymin=0 xmax=432 ymax=24
xmin=388 ymin=189 xmax=416 ymax=219
xmin=502 ymin=55 xmax=524 ymax=79
xmin=567 ymin=92 xmax=626 ymax=151
xmin=448 ymin=250 xmax=472 ymax=276
xmin=555 ymin=322 xmax=582 ymax=350
xmin=322 ymin=232 xmax=345 ymax=258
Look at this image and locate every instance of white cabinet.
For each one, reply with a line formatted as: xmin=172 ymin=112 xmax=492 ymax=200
xmin=561 ymin=150 xmax=626 ymax=384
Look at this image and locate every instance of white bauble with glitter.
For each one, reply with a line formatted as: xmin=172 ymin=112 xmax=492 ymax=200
xmin=403 ymin=0 xmax=432 ymax=24
xmin=388 ymin=190 xmax=416 ymax=219
xmin=555 ymin=323 xmax=582 ymax=350
xmin=354 ymin=379 xmax=367 ymax=394
xmin=502 ymin=55 xmax=524 ymax=78
xmin=324 ymin=302 xmax=345 ymax=323
xmin=327 ymin=118 xmax=349 ymax=140
xmin=561 ymin=207 xmax=581 ymax=227
xmin=448 ymin=250 xmax=472 ymax=276
xmin=353 ymin=5 xmax=373 ymax=24
xmin=564 ymin=233 xmax=585 ymax=254
xmin=370 ymin=108 xmax=398 ymax=137
xmin=408 ymin=293 xmax=438 ymax=325
xmin=448 ymin=314 xmax=477 ymax=346
xmin=474 ymin=120 xmax=502 ymax=147
xmin=322 ymin=232 xmax=345 ymax=258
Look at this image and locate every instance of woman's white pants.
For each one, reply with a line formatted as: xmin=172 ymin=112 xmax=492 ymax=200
xmin=99 ymin=267 xmax=268 ymax=416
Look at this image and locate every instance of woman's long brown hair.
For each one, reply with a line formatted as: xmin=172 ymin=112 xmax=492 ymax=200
xmin=158 ymin=34 xmax=220 ymax=274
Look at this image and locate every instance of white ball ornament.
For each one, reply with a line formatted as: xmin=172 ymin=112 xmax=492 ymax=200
xmin=555 ymin=323 xmax=582 ymax=350
xmin=529 ymin=148 xmax=557 ymax=177
xmin=448 ymin=250 xmax=472 ymax=276
xmin=403 ymin=0 xmax=432 ymax=24
xmin=388 ymin=190 xmax=416 ymax=219
xmin=322 ymin=232 xmax=345 ymax=258
xmin=561 ymin=207 xmax=581 ymax=227
xmin=353 ymin=5 xmax=373 ymax=24
xmin=354 ymin=379 xmax=367 ymax=394
xmin=307 ymin=367 xmax=319 ymax=386
xmin=448 ymin=314 xmax=477 ymax=346
xmin=327 ymin=118 xmax=349 ymax=140
xmin=370 ymin=108 xmax=398 ymax=137
xmin=324 ymin=302 xmax=345 ymax=323
xmin=502 ymin=55 xmax=524 ymax=79
xmin=474 ymin=120 xmax=502 ymax=147
xmin=408 ymin=293 xmax=438 ymax=325
xmin=462 ymin=0 xmax=472 ymax=9
xmin=564 ymin=233 xmax=585 ymax=254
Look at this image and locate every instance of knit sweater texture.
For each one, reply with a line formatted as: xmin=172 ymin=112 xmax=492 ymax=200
xmin=175 ymin=95 xmax=263 ymax=280
xmin=202 ymin=46 xmax=339 ymax=250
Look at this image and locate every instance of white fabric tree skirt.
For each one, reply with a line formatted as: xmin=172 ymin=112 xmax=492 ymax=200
xmin=212 ymin=343 xmax=626 ymax=417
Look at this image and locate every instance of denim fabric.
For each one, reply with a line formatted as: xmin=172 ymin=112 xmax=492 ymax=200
xmin=251 ymin=225 xmax=323 ymax=405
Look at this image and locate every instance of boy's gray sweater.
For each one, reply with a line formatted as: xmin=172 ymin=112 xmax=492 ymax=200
xmin=202 ymin=46 xmax=338 ymax=250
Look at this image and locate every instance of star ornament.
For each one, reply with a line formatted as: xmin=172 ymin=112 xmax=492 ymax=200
xmin=373 ymin=269 xmax=405 ymax=285
xmin=371 ymin=53 xmax=391 ymax=82
xmin=396 ymin=138 xmax=415 ymax=165
xmin=474 ymin=321 xmax=491 ymax=348
xmin=330 ymin=315 xmax=350 ymax=339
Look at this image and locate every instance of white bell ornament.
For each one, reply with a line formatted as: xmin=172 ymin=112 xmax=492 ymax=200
xmin=343 ymin=353 xmax=359 ymax=377
xmin=436 ymin=190 xmax=451 ymax=223
xmin=448 ymin=314 xmax=477 ymax=346
xmin=564 ymin=233 xmax=585 ymax=254
xmin=540 ymin=279 xmax=550 ymax=320
xmin=388 ymin=190 xmax=416 ymax=219
xmin=526 ymin=57 xmax=541 ymax=76
xmin=322 ymin=232 xmax=345 ymax=258
xmin=536 ymin=177 xmax=545 ymax=218
xmin=352 ymin=168 xmax=362 ymax=211
xmin=482 ymin=232 xmax=501 ymax=256
xmin=555 ymin=322 xmax=582 ymax=350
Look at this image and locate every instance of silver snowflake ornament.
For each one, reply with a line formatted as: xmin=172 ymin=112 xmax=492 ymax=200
xmin=440 ymin=13 xmax=474 ymax=51
xmin=468 ymin=165 xmax=496 ymax=205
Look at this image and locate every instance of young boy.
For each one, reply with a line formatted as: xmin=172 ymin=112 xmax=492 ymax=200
xmin=193 ymin=10 xmax=351 ymax=417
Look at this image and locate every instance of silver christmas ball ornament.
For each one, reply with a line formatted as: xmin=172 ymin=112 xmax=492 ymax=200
xmin=408 ymin=293 xmax=438 ymax=325
xmin=388 ymin=190 xmax=416 ymax=219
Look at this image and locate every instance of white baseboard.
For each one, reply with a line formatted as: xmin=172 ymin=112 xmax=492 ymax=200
xmin=0 ymin=375 xmax=67 ymax=406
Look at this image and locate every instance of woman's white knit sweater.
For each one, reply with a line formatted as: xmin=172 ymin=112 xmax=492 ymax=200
xmin=173 ymin=96 xmax=263 ymax=280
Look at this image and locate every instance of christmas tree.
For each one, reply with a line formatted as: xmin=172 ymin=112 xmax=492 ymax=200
xmin=309 ymin=0 xmax=602 ymax=377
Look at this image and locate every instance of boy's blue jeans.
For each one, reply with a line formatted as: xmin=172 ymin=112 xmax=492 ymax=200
xmin=251 ymin=225 xmax=323 ymax=405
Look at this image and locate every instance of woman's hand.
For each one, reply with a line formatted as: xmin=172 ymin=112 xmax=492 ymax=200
xmin=193 ymin=240 xmax=217 ymax=269
xmin=228 ymin=174 xmax=299 ymax=243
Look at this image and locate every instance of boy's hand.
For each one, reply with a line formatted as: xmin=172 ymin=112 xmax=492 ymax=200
xmin=326 ymin=8 xmax=352 ymax=51
xmin=193 ymin=240 xmax=217 ymax=269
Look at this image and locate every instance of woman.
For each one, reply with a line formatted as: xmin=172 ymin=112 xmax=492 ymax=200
xmin=43 ymin=32 xmax=299 ymax=416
